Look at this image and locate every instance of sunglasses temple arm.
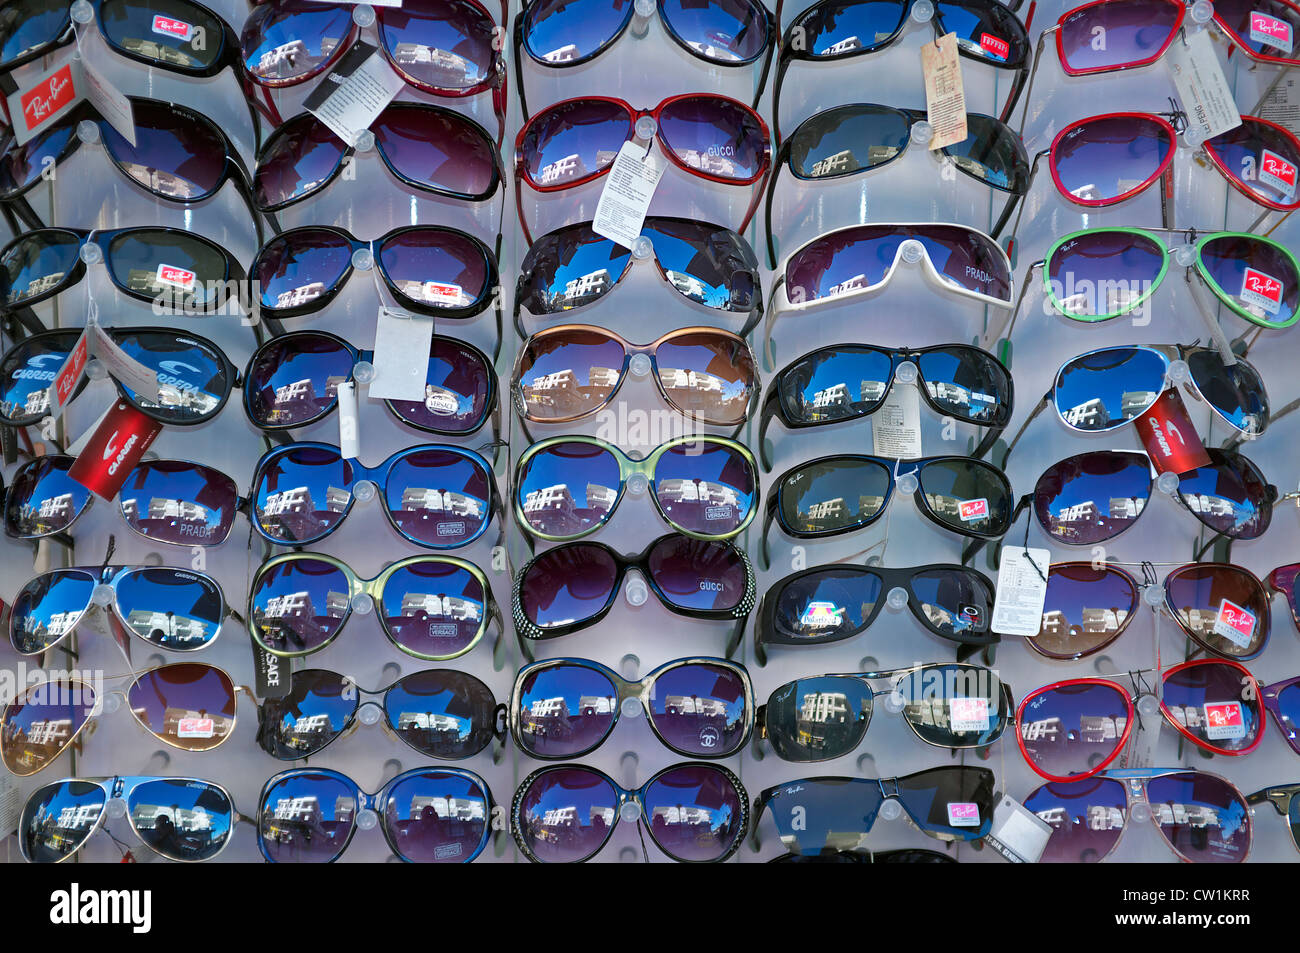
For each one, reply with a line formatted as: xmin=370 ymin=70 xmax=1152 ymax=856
xmin=759 ymin=505 xmax=775 ymax=571
xmin=753 ymin=25 xmax=776 ymax=113
xmin=739 ymin=164 xmax=770 ymax=235
xmin=723 ymin=614 xmax=747 ymax=659
xmin=512 ymin=13 xmax=530 ymax=121
xmin=233 ymin=62 xmax=266 ymax=155
xmin=772 ymin=55 xmax=790 ymax=145
xmin=6 ymin=194 xmax=45 ymax=231
xmin=1011 ymin=30 xmax=1050 ymax=135
xmin=982 ymin=260 xmax=1040 ymax=355
xmin=969 ymin=422 xmax=1003 ymax=461
xmin=996 ymin=392 xmax=1047 ymax=469
xmin=761 ymin=277 xmax=784 ymax=371
xmin=1002 ymin=151 xmax=1043 ymax=250
xmin=990 ymin=189 xmax=1021 ymax=241
xmin=514 ymin=176 xmax=536 ymax=248
xmin=758 ymin=391 xmax=781 ymax=470
xmin=764 ymin=152 xmax=784 ymax=268
xmin=1159 ymin=162 xmax=1174 ymax=230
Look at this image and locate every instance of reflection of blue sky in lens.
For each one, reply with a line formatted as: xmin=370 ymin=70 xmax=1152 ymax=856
xmin=254 ymin=446 xmax=351 ymax=544
xmin=527 ymin=233 xmax=631 ymax=311
xmin=1200 ymin=234 xmax=1299 ymax=325
xmin=116 ymin=331 xmax=227 ymax=421
xmin=1034 ymin=452 xmax=1150 ymax=544
xmin=519 ymin=544 xmax=618 ymax=628
xmin=518 ymin=441 xmax=621 ymax=535
xmin=256 ymin=231 xmax=352 ymax=310
xmin=383 ymin=770 xmax=489 ymax=862
xmin=385 ymin=449 xmax=491 ymax=547
xmin=518 ymin=767 xmax=620 ymax=862
xmin=654 ymin=443 xmax=755 ymax=535
xmin=765 ymin=675 xmax=871 ymax=759
xmin=523 ymin=0 xmax=630 ymax=61
xmin=1053 ymin=347 xmax=1164 ymax=431
xmin=1144 ymin=772 xmax=1250 ymax=860
xmin=517 ymin=663 xmax=618 ymax=756
xmin=642 ymin=765 xmax=742 ymax=860
xmin=1053 ymin=116 xmax=1169 ymax=203
xmin=650 ymin=663 xmax=747 ymax=755
xmin=126 ymin=778 xmax=233 ymax=861
xmin=21 ymin=780 xmax=106 ymax=862
xmin=119 ymin=462 xmax=235 ymax=545
xmin=800 ymin=1 xmax=907 ymax=56
xmin=1178 ymin=456 xmax=1265 ymax=538
xmin=247 ymin=333 xmax=354 ymax=426
xmin=782 ymin=349 xmax=892 ymax=421
xmin=12 ymin=571 xmax=95 ymax=654
xmin=642 ymin=221 xmax=757 ymax=310
xmin=1057 ymin=0 xmax=1177 ymax=71
xmin=9 ymin=458 xmax=90 ymax=536
xmin=781 ymin=458 xmax=891 ymax=532
xmin=661 ymin=0 xmax=767 ymax=61
xmin=1047 ymin=230 xmax=1164 ymax=318
xmin=264 ymin=671 xmax=355 ymax=757
xmin=775 ymin=567 xmax=881 ymax=638
xmin=1 ymin=679 xmax=94 ymax=774
xmin=1024 ymin=777 xmax=1127 ymax=863
xmin=384 ymin=672 xmax=493 ymax=757
xmin=260 ymin=771 xmax=357 ymax=863
xmin=1020 ymin=682 xmax=1129 ymax=778
xmin=381 ymin=561 xmax=485 ymax=657
xmin=0 ymin=333 xmax=76 ymax=421
xmin=0 ymin=232 xmax=79 ymax=305
xmin=242 ymin=3 xmax=353 ymax=81
xmin=115 ymin=568 xmax=223 ymax=650
xmin=1163 ymin=664 xmax=1261 ymax=752
xmin=252 ymin=558 xmax=351 ymax=654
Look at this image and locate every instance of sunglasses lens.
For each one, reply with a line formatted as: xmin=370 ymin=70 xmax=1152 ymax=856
xmin=647 ymin=535 xmax=748 ymax=612
xmin=384 ymin=769 xmax=490 ymax=862
xmin=6 ymin=456 xmax=91 ymax=538
xmin=772 ymin=567 xmax=881 ymax=641
xmin=127 ymin=663 xmax=236 ymax=751
xmin=1162 ymin=663 xmax=1261 ymax=753
xmin=521 ymin=99 xmax=630 ymax=186
xmin=247 ymin=332 xmax=354 ymax=427
xmin=390 ymin=337 xmax=493 ymax=433
xmin=241 ymin=0 xmax=351 ymax=84
xmin=378 ymin=228 xmax=490 ymax=312
xmin=386 ymin=449 xmax=491 ymax=547
xmin=254 ymin=446 xmax=348 ymax=545
xmin=1054 ymin=347 xmax=1165 ymax=430
xmin=259 ymin=670 xmax=356 ymax=758
xmin=0 ymin=0 xmax=66 ymax=67
xmin=515 ymin=663 xmax=618 ymax=758
xmin=1058 ymin=0 xmax=1179 ymax=71
xmin=656 ymin=332 xmax=755 ymax=425
xmin=1035 ymin=564 xmax=1137 ymax=659
xmin=917 ymin=459 xmax=1010 ymax=536
xmin=260 ymin=771 xmax=355 ymax=862
xmin=120 ymin=460 xmax=238 ymax=545
xmin=1212 ymin=0 xmax=1300 ymax=62
xmin=2 ymin=679 xmax=95 ymax=774
xmin=1278 ymin=682 xmax=1300 ymax=740
xmin=789 ymin=106 xmax=908 ymax=179
xmin=101 ymin=101 xmax=227 ymax=200
xmin=1020 ymin=682 xmax=1130 ymax=779
xmin=1198 ymin=233 xmax=1300 ymax=327
xmin=1176 ymin=449 xmax=1271 ymax=539
xmin=796 ymin=0 xmax=905 ymax=56
xmin=519 ymin=544 xmax=618 ymax=630
xmin=763 ymin=778 xmax=882 ymax=854
xmin=104 ymin=230 xmax=231 ymax=309
xmin=255 ymin=115 xmax=346 ymax=209
xmin=516 ymin=766 xmax=619 ymax=863
xmin=0 ymin=120 xmax=76 ymax=196
xmin=662 ymin=0 xmax=767 ymax=60
xmin=780 ymin=457 xmax=891 ymax=534
xmin=516 ymin=225 xmax=631 ymax=314
xmin=1146 ymin=772 xmax=1251 ymax=862
xmin=1024 ymin=777 xmax=1127 ymax=863
xmin=373 ymin=104 xmax=497 ymax=197
xmin=950 ymin=115 xmax=1028 ymax=191
xmin=255 ymin=228 xmax=352 ymax=313
xmin=896 ymin=665 xmax=1005 ymax=746
xmin=643 ymin=764 xmax=745 ymax=860
xmin=0 ymin=331 xmax=80 ymax=425
xmin=916 ymin=347 xmax=1011 ymax=424
xmin=641 ymin=218 xmax=759 ymax=310
xmin=0 ymin=230 xmax=80 ymax=307
xmin=1165 ymin=565 xmax=1270 ymax=658
xmin=516 ymin=328 xmax=625 ymax=421
xmin=10 ymin=570 xmax=95 ymax=655
xmin=378 ymin=0 xmax=495 ymax=90
xmin=909 ymin=568 xmax=994 ymax=641
xmin=115 ymin=567 xmax=224 ymax=650
xmin=128 ymin=778 xmax=233 ymax=861
xmin=658 ymin=95 xmax=766 ymax=181
xmin=653 ymin=441 xmax=755 ymax=536
xmin=517 ymin=440 xmax=620 ymax=538
xmin=778 ymin=347 xmax=893 ymax=423
xmin=523 ymin=0 xmax=629 ymax=61
xmin=380 ymin=559 xmax=487 ymax=658
xmin=1047 ymin=229 xmax=1165 ymax=319
xmin=765 ymin=676 xmax=872 ymax=761
xmin=112 ymin=329 xmax=230 ymax=423
xmin=650 ymin=663 xmax=748 ymax=756
xmin=101 ymin=0 xmax=224 ymax=70
xmin=1210 ymin=118 xmax=1300 ymax=207
xmin=21 ymin=780 xmax=106 ymax=862
xmin=896 ymin=766 xmax=994 ymax=838
xmin=1034 ymin=450 xmax=1151 ymax=545
xmin=1053 ymin=115 xmax=1171 ymax=203
xmin=386 ymin=670 xmax=497 ymax=759
xmin=251 ymin=558 xmax=350 ymax=655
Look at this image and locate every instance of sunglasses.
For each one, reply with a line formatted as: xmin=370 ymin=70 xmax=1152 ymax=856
xmin=245 ymin=330 xmax=499 ymax=435
xmin=757 ymin=664 xmax=1012 ymax=761
xmin=770 ymin=847 xmax=958 ymax=862
xmin=513 ymin=761 xmax=747 ymax=863
xmin=754 ymin=562 xmax=996 ymax=665
xmin=759 ymin=343 xmax=1013 ymax=468
xmin=772 ymin=0 xmax=1030 ymax=141
xmin=256 ymin=668 xmax=503 ymax=761
xmin=513 ymin=435 xmax=758 ymax=542
xmin=754 ymin=766 xmax=996 ymax=855
xmin=249 ymin=551 xmax=502 ymax=660
xmin=1032 ymin=447 xmax=1275 ymax=546
xmin=1027 ymin=768 xmax=1252 ymax=863
xmin=0 ymin=326 xmax=238 ymax=428
xmin=1262 ymin=676 xmax=1300 ymax=756
xmin=2 ymin=664 xmax=245 ymax=776
xmin=513 ymin=325 xmax=758 ymax=429
xmin=1017 ymin=659 xmax=1263 ymax=782
xmin=9 ymin=563 xmax=233 ymax=656
xmin=251 ymin=441 xmax=499 ymax=548
xmin=514 ymin=93 xmax=771 ymax=244
xmin=766 ymin=104 xmax=1029 ymax=266
xmin=254 ymin=103 xmax=503 ymax=213
xmin=1269 ymin=563 xmax=1300 ymax=633
xmin=258 ymin=766 xmax=493 ymax=863
xmin=20 ymin=774 xmax=241 ymax=863
xmin=511 ymin=657 xmax=752 ymax=760
xmin=1247 ymin=783 xmax=1300 ymax=856
xmin=1038 ymin=227 xmax=1300 ymax=329
xmin=512 ymin=535 xmax=756 ymax=657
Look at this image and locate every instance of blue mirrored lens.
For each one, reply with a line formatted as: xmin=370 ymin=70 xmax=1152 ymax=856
xmin=6 ymin=457 xmax=90 ymax=538
xmin=0 ymin=231 xmax=80 ymax=306
xmin=254 ymin=446 xmax=351 ymax=544
xmin=1054 ymin=347 xmax=1165 ymax=431
xmin=778 ymin=347 xmax=893 ymax=422
xmin=10 ymin=570 xmax=95 ymax=655
xmin=523 ymin=0 xmax=630 ymax=62
xmin=0 ymin=331 xmax=79 ymax=424
xmin=384 ymin=769 xmax=490 ymax=862
xmin=251 ymin=558 xmax=351 ymax=655
xmin=765 ymin=675 xmax=872 ymax=760
xmin=115 ymin=567 xmax=224 ymax=650
xmin=380 ymin=560 xmax=487 ymax=658
xmin=21 ymin=780 xmax=105 ymax=862
xmin=126 ymin=778 xmax=233 ymax=861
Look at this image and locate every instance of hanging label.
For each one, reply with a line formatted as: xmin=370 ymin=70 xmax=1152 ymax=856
xmin=368 ymin=306 xmax=434 ymax=401
xmin=79 ymin=58 xmax=136 ymax=147
xmin=44 ymin=326 xmax=91 ymax=418
xmin=871 ymin=385 xmax=922 ymax=458
xmin=8 ymin=61 xmax=79 ymax=145
xmin=0 ymin=772 xmax=19 ymax=837
xmin=1212 ymin=598 xmax=1258 ymax=648
xmin=1166 ymin=30 xmax=1242 ymax=141
xmin=1133 ymin=388 xmax=1212 ymax=475
xmin=303 ymin=42 xmax=407 ymax=148
xmin=1251 ymin=11 xmax=1293 ymax=53
xmin=948 ymin=696 xmax=990 ymax=732
xmin=156 ymin=263 xmax=197 ymax=291
xmin=991 ymin=546 xmax=1050 ymax=637
xmin=152 ymin=14 xmax=194 ymax=40
xmin=67 ymin=400 xmax=162 ymax=500
xmin=921 ymin=32 xmax=967 ymax=150
xmin=337 ymin=380 xmax=360 ymax=459
xmin=1259 ymin=75 xmax=1300 ymax=138
xmin=251 ymin=632 xmax=291 ymax=699
xmin=88 ymin=323 xmax=162 ymax=403
xmin=1123 ymin=696 xmax=1162 ymax=768
xmin=979 ymin=33 xmax=1010 ymax=60
xmin=1203 ymin=701 xmax=1246 ymax=740
xmin=592 ymin=140 xmax=666 ymax=249
xmin=177 ymin=716 xmax=215 ymax=739
xmin=1241 ymin=266 xmax=1284 ymax=314
xmin=1259 ymin=148 xmax=1298 ymax=197
xmin=947 ymin=802 xmax=980 ymax=827
xmin=958 ymin=498 xmax=988 ymax=522
xmin=984 ymin=793 xmax=1053 ymax=863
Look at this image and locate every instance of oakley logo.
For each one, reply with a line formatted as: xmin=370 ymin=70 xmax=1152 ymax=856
xmin=21 ymin=66 xmax=76 ymax=128
xmin=50 ymin=884 xmax=151 ymax=933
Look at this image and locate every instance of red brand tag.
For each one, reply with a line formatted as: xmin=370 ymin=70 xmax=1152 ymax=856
xmin=979 ymin=33 xmax=1010 ymax=60
xmin=1202 ymin=701 xmax=1245 ymax=740
xmin=1250 ymin=11 xmax=1293 ymax=51
xmin=49 ymin=329 xmax=90 ymax=414
xmin=1132 ymin=388 xmax=1212 ymax=475
xmin=156 ymin=263 xmax=196 ymax=290
xmin=1260 ymin=148 xmax=1298 ymax=196
xmin=20 ymin=64 xmax=76 ymax=133
xmin=1241 ymin=266 xmax=1284 ymax=314
xmin=947 ymin=802 xmax=980 ymax=827
xmin=958 ymin=498 xmax=988 ymax=521
xmin=177 ymin=716 xmax=214 ymax=738
xmin=152 ymin=15 xmax=193 ymax=40
xmin=67 ymin=401 xmax=162 ymax=500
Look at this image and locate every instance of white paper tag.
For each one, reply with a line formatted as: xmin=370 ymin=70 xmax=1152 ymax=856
xmin=1203 ymin=701 xmax=1247 ymax=740
xmin=306 ymin=47 xmax=407 ymax=147
xmin=337 ymin=380 xmax=360 ymax=459
xmin=1259 ymin=75 xmax=1300 ymax=138
xmin=947 ymin=802 xmax=980 ymax=827
xmin=0 ymin=772 xmax=20 ymax=837
xmin=80 ymin=58 xmax=136 ymax=147
xmin=1166 ymin=30 xmax=1242 ymax=142
xmin=871 ymin=385 xmax=922 ymax=458
xmin=1241 ymin=266 xmax=1284 ymax=314
xmin=1212 ymin=598 xmax=1258 ymax=648
xmin=88 ymin=323 xmax=161 ymax=402
xmin=176 ymin=716 xmax=215 ymax=739
xmin=984 ymin=793 xmax=1053 ymax=863
xmin=991 ymin=546 xmax=1051 ymax=637
xmin=1259 ymin=147 xmax=1298 ymax=197
xmin=1250 ymin=11 xmax=1293 ymax=53
xmin=368 ymin=306 xmax=433 ymax=401
xmin=592 ymin=141 xmax=666 ymax=249
xmin=921 ymin=32 xmax=967 ymax=150
xmin=948 ymin=696 xmax=990 ymax=732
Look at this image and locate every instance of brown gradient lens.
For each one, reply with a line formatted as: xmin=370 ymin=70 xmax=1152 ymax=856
xmin=126 ymin=663 xmax=236 ymax=752
xmin=1032 ymin=562 xmax=1139 ymax=660
xmin=1164 ymin=563 xmax=1271 ymax=659
xmin=1 ymin=678 xmax=96 ymax=775
xmin=515 ymin=328 xmax=626 ymax=422
xmin=654 ymin=330 xmax=756 ymax=425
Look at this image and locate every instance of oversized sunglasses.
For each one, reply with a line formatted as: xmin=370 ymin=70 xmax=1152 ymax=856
xmin=757 ymin=663 xmax=1012 ymax=761
xmin=248 ymin=551 xmax=503 ymax=661
xmin=256 ymin=667 xmax=504 ymax=761
xmin=513 ymin=434 xmax=758 ymax=542
xmin=510 ymin=657 xmax=753 ymax=760
xmin=1027 ymin=768 xmax=1252 ymax=863
xmin=1261 ymin=675 xmax=1300 ymax=757
xmin=244 ymin=329 xmax=499 ymax=435
xmin=513 ymin=761 xmax=747 ymax=863
xmin=258 ymin=766 xmax=493 ymax=863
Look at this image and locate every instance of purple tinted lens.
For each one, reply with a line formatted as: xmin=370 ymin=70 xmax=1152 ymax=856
xmin=253 ymin=446 xmax=350 ymax=545
xmin=1162 ymin=664 xmax=1261 ymax=753
xmin=127 ymin=663 xmax=236 ymax=751
xmin=1033 ymin=564 xmax=1137 ymax=660
xmin=515 ymin=663 xmax=619 ymax=757
xmin=384 ymin=769 xmax=490 ymax=862
xmin=256 ymin=228 xmax=353 ymax=313
xmin=101 ymin=101 xmax=227 ymax=201
xmin=255 ymin=115 xmax=345 ymax=210
xmin=247 ymin=333 xmax=354 ymax=427
xmin=1024 ymin=777 xmax=1127 ymax=863
xmin=1 ymin=679 xmax=95 ymax=775
xmin=522 ymin=0 xmax=630 ymax=62
xmin=516 ymin=767 xmax=619 ymax=862
xmin=647 ymin=536 xmax=747 ymax=612
xmin=1164 ymin=564 xmax=1269 ymax=659
xmin=260 ymin=771 xmax=357 ymax=862
xmin=520 ymin=99 xmax=631 ymax=186
xmin=389 ymin=337 xmax=491 ymax=433
xmin=380 ymin=559 xmax=486 ymax=658
xmin=0 ymin=119 xmax=75 ymax=196
xmin=1047 ymin=230 xmax=1165 ymax=319
xmin=517 ymin=441 xmax=620 ymax=537
xmin=650 ymin=663 xmax=747 ymax=755
xmin=120 ymin=461 xmax=238 ymax=545
xmin=1198 ymin=234 xmax=1300 ymax=327
xmin=659 ymin=96 xmax=765 ymax=181
xmin=385 ymin=449 xmax=490 ymax=547
xmin=373 ymin=103 xmax=497 ymax=198
xmin=378 ymin=0 xmax=495 ymax=90
xmin=661 ymin=0 xmax=767 ymax=61
xmin=241 ymin=0 xmax=353 ymax=85
xmin=1276 ymin=683 xmax=1300 ymax=750
xmin=1177 ymin=450 xmax=1271 ymax=539
xmin=377 ymin=228 xmax=489 ymax=311
xmin=1209 ymin=118 xmax=1300 ymax=208
xmin=6 ymin=456 xmax=90 ymax=538
xmin=1146 ymin=772 xmax=1251 ymax=862
xmin=643 ymin=765 xmax=743 ymax=861
xmin=1034 ymin=450 xmax=1151 ymax=545
xmin=1053 ymin=115 xmax=1171 ymax=204
xmin=653 ymin=442 xmax=755 ymax=536
xmin=386 ymin=670 xmax=497 ymax=758
xmin=519 ymin=544 xmax=618 ymax=630
xmin=1058 ymin=0 xmax=1180 ymax=72
xmin=1020 ymin=682 xmax=1130 ymax=779
xmin=251 ymin=558 xmax=350 ymax=654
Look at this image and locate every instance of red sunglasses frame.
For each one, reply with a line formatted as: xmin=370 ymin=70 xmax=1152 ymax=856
xmin=1203 ymin=115 xmax=1300 ymax=213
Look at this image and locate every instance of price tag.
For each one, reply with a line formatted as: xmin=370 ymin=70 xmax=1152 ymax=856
xmin=947 ymin=802 xmax=980 ymax=827
xmin=1166 ymin=30 xmax=1242 ymax=141
xmin=592 ymin=141 xmax=666 ymax=249
xmin=921 ymin=32 xmax=967 ymax=150
xmin=871 ymin=385 xmax=922 ymax=458
xmin=0 ymin=772 xmax=20 ymax=837
xmin=1251 ymin=11 xmax=1293 ymax=53
xmin=991 ymin=546 xmax=1050 ymax=637
xmin=303 ymin=42 xmax=406 ymax=147
xmin=88 ymin=323 xmax=162 ymax=403
xmin=368 ymin=306 xmax=433 ymax=401
xmin=1259 ymin=75 xmax=1300 ymax=138
xmin=1241 ymin=266 xmax=1284 ymax=314
xmin=1204 ymin=701 xmax=1246 ymax=740
xmin=337 ymin=380 xmax=360 ymax=459
xmin=984 ymin=793 xmax=1053 ymax=864
xmin=948 ymin=696 xmax=990 ymax=732
xmin=79 ymin=58 xmax=136 ymax=147
xmin=1259 ymin=147 xmax=1298 ymax=197
xmin=1212 ymin=598 xmax=1258 ymax=648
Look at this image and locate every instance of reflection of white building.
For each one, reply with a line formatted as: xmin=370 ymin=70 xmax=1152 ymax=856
xmin=807 ymin=498 xmax=848 ymax=521
xmin=24 ymin=718 xmax=73 ymax=745
xmin=399 ymin=592 xmax=483 ymax=622
xmin=148 ymin=498 xmax=208 ymax=521
xmin=523 ymin=484 xmax=577 ymax=514
xmin=126 ymin=610 xmax=211 ymax=645
xmin=1058 ymin=501 xmax=1099 ymax=523
xmin=262 ymin=486 xmax=350 ymax=517
xmin=799 ymin=691 xmax=850 ymax=723
xmin=561 ymin=269 xmax=612 ymax=304
xmin=812 ymin=383 xmax=850 ymax=410
xmin=57 ymin=804 xmax=102 ymax=830
xmin=39 ymin=494 xmax=75 ymax=520
xmin=263 ymin=590 xmax=349 ymax=623
xmin=1064 ymin=398 xmax=1109 ymax=428
xmin=657 ymin=479 xmax=738 ymax=507
xmin=824 ymin=36 xmax=862 ymax=54
xmin=665 ymin=271 xmax=706 ymax=298
xmin=390 ymin=43 xmax=470 ymax=73
xmin=1183 ymin=494 xmax=1236 ymax=518
xmin=542 ymin=43 xmax=579 ymax=63
xmin=399 ymin=487 xmax=484 ymax=518
xmin=275 ymin=282 xmax=327 ymax=309
xmin=25 ymin=389 xmax=50 ymax=415
xmin=827 ymin=273 xmax=869 ymax=297
xmin=809 ymin=149 xmax=854 ymax=177
xmin=539 ymin=153 xmax=586 ymax=185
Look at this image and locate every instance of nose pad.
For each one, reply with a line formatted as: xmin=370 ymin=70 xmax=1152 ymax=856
xmin=631 ymin=235 xmax=655 ymax=262
xmin=626 ymin=472 xmax=648 ymax=496
xmin=1129 ymin=801 xmax=1152 ymax=823
xmin=1166 ymin=359 xmax=1191 ymax=387
xmin=91 ymin=584 xmax=115 ymax=607
xmin=355 ymin=808 xmax=379 ymax=831
xmin=102 ymin=693 xmax=123 ymax=715
xmin=77 ymin=119 xmax=100 ymax=144
xmin=351 ymin=592 xmax=375 ymax=615
xmin=624 ymin=569 xmax=649 ymax=607
xmin=79 ymin=244 xmax=103 ymax=267
xmin=353 ymin=480 xmax=378 ymax=503
xmin=885 ymin=586 xmax=909 ymax=611
xmin=351 ymin=248 xmax=374 ymax=271
xmin=70 ymin=0 xmax=93 ymax=22
xmin=1155 ymin=471 xmax=1180 ymax=496
xmin=357 ymin=703 xmax=383 ymax=727
xmin=911 ymin=0 xmax=933 ymax=20
xmin=619 ymin=697 xmax=642 ymax=719
xmin=1172 ymin=244 xmax=1198 ymax=267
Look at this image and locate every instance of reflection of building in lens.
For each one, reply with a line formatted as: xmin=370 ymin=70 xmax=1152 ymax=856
xmin=673 ymin=149 xmax=739 ymax=178
xmin=275 ymin=282 xmax=328 ymax=309
xmin=538 ymin=153 xmax=588 ymax=185
xmin=38 ymin=494 xmax=75 ymax=521
xmin=664 ymin=271 xmax=707 ymax=299
xmin=657 ymin=478 xmax=740 ymax=526
xmin=1181 ymin=494 xmax=1237 ymax=519
xmin=254 ymin=589 xmax=349 ymax=648
xmin=659 ymin=367 xmax=738 ymax=415
xmin=283 ymin=713 xmax=334 ymax=751
xmin=399 ymin=487 xmax=484 ymax=518
xmin=268 ymin=376 xmax=344 ymax=423
xmin=824 ymin=36 xmax=862 ymax=54
xmin=8 ymin=272 xmax=64 ymax=303
xmin=398 ymin=592 xmax=483 ymax=623
xmin=256 ymin=36 xmax=340 ymax=75
xmin=522 ymin=367 xmax=620 ymax=415
xmin=826 ymin=273 xmax=869 ymax=297
xmin=119 ymin=496 xmax=216 ymax=541
xmin=808 ymin=149 xmax=857 ymax=177
xmin=115 ymin=163 xmax=196 ymax=199
xmin=260 ymin=485 xmax=350 ymax=540
xmin=557 ymin=269 xmax=613 ymax=308
xmin=799 ymin=691 xmax=849 ymax=725
xmin=389 ymin=43 xmax=472 ymax=80
xmin=1062 ymin=398 xmax=1110 ymax=429
xmin=523 ymin=483 xmax=614 ymax=535
xmin=23 ymin=388 xmax=51 ymax=416
xmin=2 ymin=715 xmax=75 ymax=770
xmin=119 ymin=38 xmax=197 ymax=67
xmin=806 ymin=498 xmax=848 ymax=523
xmin=1040 ymin=606 xmax=1127 ymax=639
xmin=393 ymin=710 xmax=464 ymax=750
xmin=542 ymin=43 xmax=580 ymax=62
xmin=126 ymin=610 xmax=211 ymax=647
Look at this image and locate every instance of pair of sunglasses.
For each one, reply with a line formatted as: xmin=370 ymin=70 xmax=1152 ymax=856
xmin=258 ymin=766 xmax=493 ymax=863
xmin=1017 ymin=659 xmax=1263 ymax=782
xmin=2 ymin=664 xmax=245 ymax=775
xmin=1035 ymin=561 xmax=1272 ymax=661
xmin=757 ymin=663 xmax=1012 ymax=761
xmin=759 ymin=342 xmax=1013 ymax=467
xmin=512 ymin=761 xmax=747 ymax=863
xmin=249 ymin=551 xmax=502 ymax=660
xmin=257 ymin=668 xmax=503 ymax=761
xmin=245 ymin=330 xmax=499 ymax=435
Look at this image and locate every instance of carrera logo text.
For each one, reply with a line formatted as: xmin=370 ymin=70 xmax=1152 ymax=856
xmin=107 ymin=432 xmax=139 ymax=475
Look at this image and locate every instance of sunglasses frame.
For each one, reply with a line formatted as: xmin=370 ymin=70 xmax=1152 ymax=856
xmin=1268 ymin=563 xmax=1300 ymax=632
xmin=1261 ymin=675 xmax=1300 ymax=756
xmin=1247 ymin=782 xmax=1300 ymax=855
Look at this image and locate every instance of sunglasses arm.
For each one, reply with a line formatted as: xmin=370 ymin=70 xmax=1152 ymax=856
xmin=772 ymin=51 xmax=792 ymax=145
xmin=758 ymin=389 xmax=783 ymax=471
xmin=1159 ymin=160 xmax=1174 ymax=230
xmin=761 ymin=276 xmax=786 ymax=371
xmin=723 ymin=613 xmax=748 ymax=659
xmin=961 ymin=492 xmax=1031 ymax=565
xmin=489 ymin=597 xmax=509 ymax=671
xmin=1001 ymin=151 xmax=1044 ymax=254
xmin=764 ymin=142 xmax=791 ymax=268
xmin=982 ymin=259 xmax=1041 ymax=356
xmin=994 ymin=390 xmax=1048 ymax=469
xmin=753 ymin=15 xmax=777 ymax=112
xmin=511 ymin=12 xmax=531 ymax=121
xmin=759 ymin=502 xmax=777 ymax=571
xmin=514 ymin=176 xmax=536 ymax=247
xmin=969 ymin=420 xmax=1004 ymax=461
xmin=1011 ymin=28 xmax=1054 ymax=135
xmin=1182 ymin=267 xmax=1243 ymax=365
xmin=739 ymin=162 xmax=771 ymax=237
xmin=990 ymin=188 xmax=1023 ymax=241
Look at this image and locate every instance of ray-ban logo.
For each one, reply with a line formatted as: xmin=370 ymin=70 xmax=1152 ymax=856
xmin=22 ymin=65 xmax=76 ymax=128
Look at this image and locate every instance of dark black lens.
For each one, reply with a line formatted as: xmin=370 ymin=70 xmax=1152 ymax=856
xmin=1185 ymin=349 xmax=1269 ymax=435
xmin=771 ymin=567 xmax=882 ymax=642
xmin=764 ymin=676 xmax=872 ymax=761
xmin=258 ymin=669 xmax=356 ymax=759
xmin=894 ymin=664 xmax=1006 ymax=746
xmin=896 ymin=765 xmax=994 ymax=838
xmin=384 ymin=669 xmax=497 ymax=759
xmin=946 ymin=114 xmax=1029 ymax=192
xmin=1177 ymin=449 xmax=1272 ymax=540
xmin=759 ymin=777 xmax=883 ymax=855
xmin=786 ymin=105 xmax=910 ymax=179
xmin=112 ymin=329 xmax=231 ymax=424
xmin=777 ymin=457 xmax=891 ymax=535
xmin=777 ymin=346 xmax=893 ymax=423
xmin=908 ymin=567 xmax=995 ymax=642
xmin=100 ymin=0 xmax=225 ymax=71
xmin=0 ymin=331 xmax=80 ymax=426
xmin=0 ymin=0 xmax=67 ymax=67
xmin=915 ymin=346 xmax=1012 ymax=425
xmin=916 ymin=458 xmax=1011 ymax=537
